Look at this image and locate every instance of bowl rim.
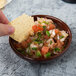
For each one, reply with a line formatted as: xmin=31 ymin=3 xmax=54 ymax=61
xmin=9 ymin=15 xmax=72 ymax=62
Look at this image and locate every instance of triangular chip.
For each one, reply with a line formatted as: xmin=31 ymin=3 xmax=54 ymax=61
xmin=0 ymin=0 xmax=6 ymax=8
xmin=9 ymin=14 xmax=34 ymax=43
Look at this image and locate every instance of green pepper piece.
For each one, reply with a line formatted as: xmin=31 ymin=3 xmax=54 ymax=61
xmin=34 ymin=38 xmax=43 ymax=44
xmin=32 ymin=47 xmax=37 ymax=50
xmin=38 ymin=21 xmax=41 ymax=24
xmin=50 ymin=41 xmax=52 ymax=45
xmin=44 ymin=52 xmax=51 ymax=58
xmin=54 ymin=48 xmax=61 ymax=52
xmin=43 ymin=21 xmax=49 ymax=25
xmin=60 ymin=36 xmax=64 ymax=39
xmin=43 ymin=26 xmax=46 ymax=29
xmin=43 ymin=26 xmax=47 ymax=34
xmin=46 ymin=31 xmax=50 ymax=37
xmin=36 ymin=51 xmax=41 ymax=57
xmin=46 ymin=22 xmax=49 ymax=25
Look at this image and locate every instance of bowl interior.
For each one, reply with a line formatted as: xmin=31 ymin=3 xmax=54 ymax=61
xmin=9 ymin=15 xmax=72 ymax=63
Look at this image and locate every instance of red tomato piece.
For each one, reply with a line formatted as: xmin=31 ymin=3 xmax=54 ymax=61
xmin=32 ymin=25 xmax=38 ymax=32
xmin=41 ymin=46 xmax=49 ymax=55
xmin=48 ymin=24 xmax=56 ymax=30
xmin=32 ymin=25 xmax=43 ymax=32
xmin=38 ymin=24 xmax=42 ymax=26
xmin=55 ymin=29 xmax=59 ymax=34
xmin=37 ymin=26 xmax=43 ymax=31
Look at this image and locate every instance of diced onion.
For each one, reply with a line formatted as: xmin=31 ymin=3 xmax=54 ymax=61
xmin=35 ymin=21 xmax=38 ymax=25
xmin=30 ymin=44 xmax=38 ymax=48
xmin=49 ymin=30 xmax=53 ymax=34
xmin=42 ymin=23 xmax=46 ymax=25
xmin=39 ymin=43 xmax=43 ymax=47
xmin=51 ymin=30 xmax=55 ymax=37
xmin=60 ymin=30 xmax=68 ymax=42
xmin=60 ymin=38 xmax=65 ymax=42
xmin=57 ymin=35 xmax=60 ymax=40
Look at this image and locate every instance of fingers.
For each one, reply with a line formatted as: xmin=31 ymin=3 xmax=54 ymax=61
xmin=0 ymin=10 xmax=14 ymax=36
xmin=0 ymin=23 xmax=15 ymax=36
xmin=0 ymin=9 xmax=9 ymax=24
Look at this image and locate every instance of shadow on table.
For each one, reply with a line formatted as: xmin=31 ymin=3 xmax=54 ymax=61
xmin=0 ymin=43 xmax=40 ymax=76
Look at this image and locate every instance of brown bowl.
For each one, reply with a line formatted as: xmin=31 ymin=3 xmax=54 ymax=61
xmin=9 ymin=15 xmax=72 ymax=63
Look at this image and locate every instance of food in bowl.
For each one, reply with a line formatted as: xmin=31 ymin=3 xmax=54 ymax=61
xmin=13 ymin=17 xmax=68 ymax=59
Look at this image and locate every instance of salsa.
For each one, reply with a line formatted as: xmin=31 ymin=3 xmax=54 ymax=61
xmin=14 ymin=17 xmax=68 ymax=59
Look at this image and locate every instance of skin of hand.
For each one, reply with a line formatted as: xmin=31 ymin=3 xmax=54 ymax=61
xmin=0 ymin=10 xmax=14 ymax=36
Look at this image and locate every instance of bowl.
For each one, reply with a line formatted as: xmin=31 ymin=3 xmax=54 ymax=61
xmin=9 ymin=15 xmax=72 ymax=63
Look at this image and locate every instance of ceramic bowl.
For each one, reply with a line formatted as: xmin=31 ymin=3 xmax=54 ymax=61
xmin=9 ymin=15 xmax=72 ymax=63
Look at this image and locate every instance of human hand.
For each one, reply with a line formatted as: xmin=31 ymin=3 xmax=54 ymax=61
xmin=0 ymin=10 xmax=14 ymax=36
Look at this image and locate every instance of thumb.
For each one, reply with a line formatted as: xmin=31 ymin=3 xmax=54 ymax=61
xmin=0 ymin=23 xmax=15 ymax=36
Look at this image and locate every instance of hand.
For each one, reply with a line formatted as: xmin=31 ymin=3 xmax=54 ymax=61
xmin=0 ymin=10 xmax=14 ymax=36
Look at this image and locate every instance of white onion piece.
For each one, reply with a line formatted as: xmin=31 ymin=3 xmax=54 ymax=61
xmin=49 ymin=30 xmax=53 ymax=34
xmin=51 ymin=30 xmax=55 ymax=38
xmin=57 ymin=35 xmax=60 ymax=40
xmin=30 ymin=44 xmax=38 ymax=48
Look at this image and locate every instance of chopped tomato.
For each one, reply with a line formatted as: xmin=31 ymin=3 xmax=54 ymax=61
xmin=57 ymin=40 xmax=64 ymax=50
xmin=37 ymin=26 xmax=43 ymax=31
xmin=44 ymin=35 xmax=49 ymax=39
xmin=32 ymin=25 xmax=38 ymax=32
xmin=38 ymin=24 xmax=42 ymax=26
xmin=48 ymin=24 xmax=55 ymax=30
xmin=32 ymin=25 xmax=43 ymax=32
xmin=41 ymin=46 xmax=49 ymax=55
xmin=55 ymin=29 xmax=59 ymax=34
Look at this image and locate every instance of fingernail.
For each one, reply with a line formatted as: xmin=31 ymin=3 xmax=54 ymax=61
xmin=8 ymin=27 xmax=15 ymax=34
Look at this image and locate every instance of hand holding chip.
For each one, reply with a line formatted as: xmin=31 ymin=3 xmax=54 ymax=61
xmin=0 ymin=10 xmax=14 ymax=36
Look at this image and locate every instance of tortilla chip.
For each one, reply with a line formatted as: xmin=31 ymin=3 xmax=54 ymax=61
xmin=0 ymin=0 xmax=6 ymax=8
xmin=9 ymin=14 xmax=34 ymax=43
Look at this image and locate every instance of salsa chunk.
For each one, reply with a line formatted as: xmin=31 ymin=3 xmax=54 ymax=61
xmin=15 ymin=17 xmax=68 ymax=59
